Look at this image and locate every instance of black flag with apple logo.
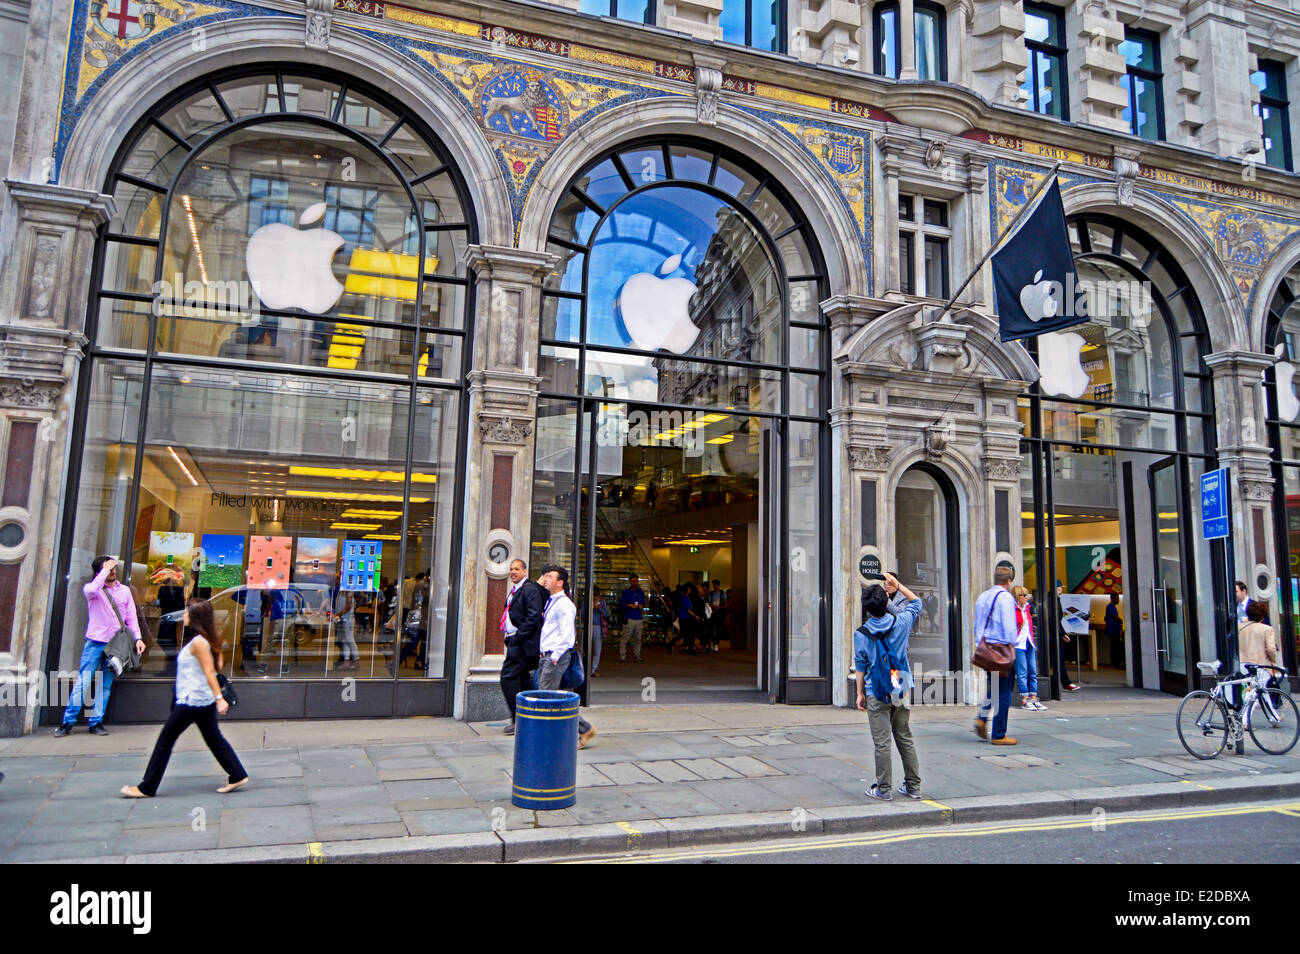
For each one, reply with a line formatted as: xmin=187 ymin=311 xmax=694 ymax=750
xmin=992 ymin=178 xmax=1079 ymax=341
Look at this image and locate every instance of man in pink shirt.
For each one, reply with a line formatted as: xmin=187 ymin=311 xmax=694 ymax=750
xmin=55 ymin=556 xmax=145 ymax=736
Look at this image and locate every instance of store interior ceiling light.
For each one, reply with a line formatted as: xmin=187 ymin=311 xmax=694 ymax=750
xmin=341 ymin=509 xmax=403 ymax=518
xmin=289 ymin=466 xmax=436 ymax=483
xmin=166 ymin=446 xmax=199 ymax=486
xmin=330 ymin=522 xmax=383 ymax=530
xmin=706 ymin=435 xmax=734 ymax=444
xmin=180 ymin=195 xmax=209 ymax=285
xmin=363 ymin=533 xmax=401 ymax=541
xmin=287 ymin=489 xmax=428 ymax=503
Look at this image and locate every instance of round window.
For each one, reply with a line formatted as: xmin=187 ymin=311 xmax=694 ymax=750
xmin=0 ymin=522 xmax=24 ymax=548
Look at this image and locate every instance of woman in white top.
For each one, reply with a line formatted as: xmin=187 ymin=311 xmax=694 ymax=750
xmin=121 ymin=598 xmax=248 ymax=798
xmin=1012 ymin=586 xmax=1047 ymax=711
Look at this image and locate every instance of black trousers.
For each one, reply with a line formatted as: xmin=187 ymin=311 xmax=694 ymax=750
xmin=138 ymin=702 xmax=247 ymax=797
xmin=500 ymin=651 xmax=539 ymax=720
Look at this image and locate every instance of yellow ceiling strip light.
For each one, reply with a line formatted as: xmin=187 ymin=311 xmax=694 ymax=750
xmin=363 ymin=533 xmax=402 ymax=541
xmin=289 ymin=466 xmax=437 ymax=483
xmin=665 ymin=538 xmax=728 ymax=546
xmin=327 ymin=323 xmax=367 ymax=370
xmin=330 ymin=522 xmax=383 ymax=530
xmin=343 ymin=248 xmax=439 ymax=301
xmin=340 ymin=509 xmax=403 ymax=518
xmin=286 ymin=489 xmax=429 ymax=503
xmin=706 ymin=435 xmax=734 ymax=445
xmin=180 ymin=195 xmax=209 ymax=285
xmin=697 ymin=413 xmax=730 ymax=423
xmin=165 ymin=446 xmax=199 ymax=486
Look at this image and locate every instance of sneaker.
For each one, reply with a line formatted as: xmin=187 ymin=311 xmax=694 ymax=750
xmin=53 ymin=725 xmax=72 ymax=737
xmin=897 ymin=782 xmax=923 ymax=800
xmin=865 ymin=783 xmax=893 ymax=802
xmin=502 ymin=722 xmax=515 ymax=736
xmin=1064 ymin=683 xmax=1081 ymax=692
xmin=991 ymin=737 xmax=1019 ymax=746
xmin=1021 ymin=701 xmax=1036 ymax=710
xmin=89 ymin=724 xmax=108 ymax=736
xmin=973 ymin=718 xmax=988 ymax=740
xmin=578 ymin=727 xmax=598 ymax=750
xmin=1032 ymin=700 xmax=1049 ymax=711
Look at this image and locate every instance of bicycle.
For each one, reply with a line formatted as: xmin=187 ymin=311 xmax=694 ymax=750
xmin=1175 ymin=661 xmax=1299 ymax=760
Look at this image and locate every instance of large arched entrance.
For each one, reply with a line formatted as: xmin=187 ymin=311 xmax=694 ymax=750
xmin=528 ymin=137 xmax=831 ymax=704
xmin=1019 ymin=213 xmax=1218 ymax=697
xmin=48 ymin=67 xmax=476 ymax=719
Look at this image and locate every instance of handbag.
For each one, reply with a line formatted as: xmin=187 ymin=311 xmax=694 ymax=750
xmin=104 ymin=591 xmax=141 ymax=676
xmin=560 ymin=647 xmax=585 ymax=689
xmin=216 ymin=673 xmax=239 ymax=708
xmin=972 ymin=590 xmax=1016 ymax=676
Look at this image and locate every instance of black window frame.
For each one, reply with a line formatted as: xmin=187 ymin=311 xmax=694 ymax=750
xmin=1255 ymin=59 xmax=1294 ymax=172
xmin=1023 ymin=2 xmax=1069 ymax=120
xmin=720 ymin=0 xmax=787 ymax=52
xmin=1121 ymin=26 xmax=1166 ymax=141
xmin=873 ymin=1 xmax=901 ymax=78
xmin=913 ymin=0 xmax=947 ymax=82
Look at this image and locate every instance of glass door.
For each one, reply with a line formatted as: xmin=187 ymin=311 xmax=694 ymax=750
xmin=1150 ymin=456 xmax=1190 ymax=694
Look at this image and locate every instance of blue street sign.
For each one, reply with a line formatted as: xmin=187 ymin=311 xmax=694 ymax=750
xmin=1201 ymin=468 xmax=1230 ymax=540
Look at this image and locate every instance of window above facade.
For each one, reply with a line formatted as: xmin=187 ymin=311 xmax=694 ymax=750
xmin=579 ymin=0 xmax=653 ymax=24
xmin=1119 ymin=27 xmax=1165 ymax=141
xmin=913 ymin=2 xmax=946 ymax=82
xmin=1022 ymin=2 xmax=1068 ymax=120
xmin=721 ymin=0 xmax=784 ymax=52
xmin=873 ymin=1 xmax=900 ymax=78
xmin=898 ymin=194 xmax=950 ymax=299
xmin=1253 ymin=60 xmax=1294 ymax=172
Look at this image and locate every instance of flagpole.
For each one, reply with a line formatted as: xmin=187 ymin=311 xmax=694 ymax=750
xmin=935 ymin=160 xmax=1062 ymax=321
xmin=927 ymin=160 xmax=1064 ymax=429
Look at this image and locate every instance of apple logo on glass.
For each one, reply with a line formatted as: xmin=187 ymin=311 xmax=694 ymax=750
xmin=246 ymin=202 xmax=345 ymax=314
xmin=1037 ymin=330 xmax=1090 ymax=399
xmin=1276 ymin=343 xmax=1300 ymax=422
xmin=1019 ymin=269 xmax=1061 ymax=323
xmin=617 ymin=253 xmax=700 ymax=353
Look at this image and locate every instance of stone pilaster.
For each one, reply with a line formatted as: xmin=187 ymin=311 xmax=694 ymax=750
xmin=660 ymin=0 xmax=722 ymax=42
xmin=969 ymin=0 xmax=1027 ymax=107
xmin=1074 ymin=2 xmax=1129 ymax=134
xmin=457 ymin=245 xmax=557 ymax=721
xmin=1185 ymin=0 xmax=1261 ymax=159
xmin=1204 ymin=351 xmax=1278 ymax=597
xmin=0 ymin=181 xmax=112 ymax=736
xmin=799 ymin=0 xmax=861 ymax=67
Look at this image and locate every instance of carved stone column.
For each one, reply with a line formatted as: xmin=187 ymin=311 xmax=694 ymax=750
xmin=457 ymin=245 xmax=558 ymax=722
xmin=0 ymin=181 xmax=112 ymax=736
xmin=1204 ymin=350 xmax=1279 ymax=598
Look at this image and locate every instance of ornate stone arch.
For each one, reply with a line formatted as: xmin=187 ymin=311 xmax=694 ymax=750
xmin=58 ymin=20 xmax=514 ymax=247
xmin=1251 ymin=230 xmax=1300 ymax=353
xmin=1060 ymin=182 xmax=1247 ymax=353
xmin=515 ymin=97 xmax=870 ymax=298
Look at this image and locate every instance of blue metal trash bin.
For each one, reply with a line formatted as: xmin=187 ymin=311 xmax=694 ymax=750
xmin=511 ymin=689 xmax=579 ymax=809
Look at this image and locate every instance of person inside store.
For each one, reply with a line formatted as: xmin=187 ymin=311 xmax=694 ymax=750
xmin=1104 ymin=594 xmax=1124 ymax=668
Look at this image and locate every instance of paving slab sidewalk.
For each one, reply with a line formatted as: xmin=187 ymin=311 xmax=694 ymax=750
xmin=3 ymin=691 xmax=1298 ymax=863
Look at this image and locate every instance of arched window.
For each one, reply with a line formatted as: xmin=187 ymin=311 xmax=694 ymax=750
xmin=53 ymin=68 xmax=475 ymax=716
xmin=532 ymin=138 xmax=832 ymax=702
xmin=1264 ymin=270 xmax=1300 ymax=672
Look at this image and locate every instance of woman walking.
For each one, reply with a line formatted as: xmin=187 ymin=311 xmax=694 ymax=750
xmin=121 ymin=597 xmax=248 ymax=798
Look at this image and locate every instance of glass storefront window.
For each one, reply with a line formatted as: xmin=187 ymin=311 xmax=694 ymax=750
xmin=60 ymin=70 xmax=473 ymax=702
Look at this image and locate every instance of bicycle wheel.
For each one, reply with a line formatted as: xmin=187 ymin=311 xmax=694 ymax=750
xmin=1177 ymin=690 xmax=1229 ymax=760
xmin=1248 ymin=688 xmax=1300 ymax=755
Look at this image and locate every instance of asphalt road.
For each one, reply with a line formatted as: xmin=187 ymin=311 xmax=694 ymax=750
xmin=565 ymin=800 xmax=1300 ymax=864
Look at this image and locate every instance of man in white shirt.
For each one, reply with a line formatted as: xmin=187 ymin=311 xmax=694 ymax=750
xmin=536 ymin=564 xmax=596 ymax=749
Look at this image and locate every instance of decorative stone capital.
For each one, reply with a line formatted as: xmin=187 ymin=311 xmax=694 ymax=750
xmin=847 ymin=445 xmax=891 ymax=472
xmin=916 ymin=318 xmax=969 ymax=375
xmin=463 ymin=245 xmax=561 ymax=285
xmin=478 ymin=414 xmax=533 ymax=445
xmin=1113 ymin=146 xmax=1142 ymax=207
xmin=693 ymin=52 xmax=726 ymax=126
xmin=0 ymin=379 xmax=61 ymax=410
xmin=1239 ymin=478 xmax=1274 ymax=502
xmin=305 ymin=0 xmax=332 ymax=49
xmin=982 ymin=456 xmax=1023 ymax=482
xmin=925 ymin=424 xmax=952 ymax=463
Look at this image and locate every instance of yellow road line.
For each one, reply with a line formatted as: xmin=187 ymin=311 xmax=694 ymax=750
xmin=1180 ymin=779 xmax=1216 ymax=791
xmin=587 ymin=801 xmax=1300 ymax=864
xmin=307 ymin=842 xmax=324 ymax=864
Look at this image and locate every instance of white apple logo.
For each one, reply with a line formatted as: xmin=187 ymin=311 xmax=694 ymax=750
xmin=246 ymin=202 xmax=345 ymax=314
xmin=1038 ymin=330 xmax=1090 ymax=398
xmin=1019 ymin=269 xmax=1061 ymax=322
xmin=1276 ymin=343 xmax=1300 ymax=422
xmin=617 ymin=253 xmax=700 ymax=353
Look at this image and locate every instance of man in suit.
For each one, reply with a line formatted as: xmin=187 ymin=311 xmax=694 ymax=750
xmin=500 ymin=558 xmax=547 ymax=736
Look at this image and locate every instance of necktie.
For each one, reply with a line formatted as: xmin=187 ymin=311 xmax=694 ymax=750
xmin=500 ymin=585 xmax=517 ymax=633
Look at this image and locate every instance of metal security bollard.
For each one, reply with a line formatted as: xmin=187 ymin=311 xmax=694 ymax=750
xmin=511 ymin=689 xmax=579 ymax=809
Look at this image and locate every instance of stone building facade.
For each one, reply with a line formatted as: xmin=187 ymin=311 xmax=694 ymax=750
xmin=3 ymin=0 xmax=1300 ymax=733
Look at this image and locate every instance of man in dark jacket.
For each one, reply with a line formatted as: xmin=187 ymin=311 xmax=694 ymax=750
xmin=500 ymin=558 xmax=547 ymax=735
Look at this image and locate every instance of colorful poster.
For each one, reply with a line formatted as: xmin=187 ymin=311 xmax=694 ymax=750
xmin=341 ymin=540 xmax=382 ymax=592
xmin=147 ymin=531 xmax=193 ymax=586
xmin=294 ymin=537 xmax=339 ymax=586
xmin=198 ymin=534 xmax=245 ymax=589
xmin=248 ymin=535 xmax=293 ymax=589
